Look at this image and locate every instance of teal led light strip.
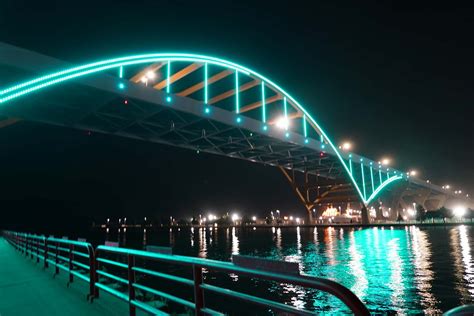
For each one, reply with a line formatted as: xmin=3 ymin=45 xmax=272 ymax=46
xmin=261 ymin=81 xmax=266 ymax=123
xmin=119 ymin=66 xmax=123 ymax=78
xmin=366 ymin=176 xmax=403 ymax=203
xmin=204 ymin=63 xmax=208 ymax=104
xmin=303 ymin=115 xmax=307 ymax=137
xmin=235 ymin=71 xmax=239 ymax=113
xmin=379 ymin=166 xmax=383 ymax=185
xmin=349 ymin=155 xmax=353 ymax=175
xmin=386 ymin=169 xmax=390 ymax=181
xmin=370 ymin=163 xmax=375 ymax=193
xmin=0 ymin=52 xmax=403 ymax=204
xmin=361 ymin=159 xmax=367 ymax=200
xmin=283 ymin=96 xmax=288 ymax=121
xmin=166 ymin=61 xmax=171 ymax=94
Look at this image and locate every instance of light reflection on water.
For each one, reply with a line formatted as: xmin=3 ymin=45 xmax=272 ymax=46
xmin=106 ymin=225 xmax=474 ymax=313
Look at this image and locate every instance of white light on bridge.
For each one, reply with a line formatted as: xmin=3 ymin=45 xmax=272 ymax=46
xmin=409 ymin=170 xmax=417 ymax=176
xmin=275 ymin=116 xmax=289 ymax=130
xmin=380 ymin=158 xmax=391 ymax=166
xmin=339 ymin=142 xmax=352 ymax=151
xmin=231 ymin=213 xmax=240 ymax=222
xmin=252 ymin=216 xmax=257 ymax=221
xmin=146 ymin=71 xmax=156 ymax=79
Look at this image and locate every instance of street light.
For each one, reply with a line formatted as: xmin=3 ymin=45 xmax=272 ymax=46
xmin=454 ymin=206 xmax=466 ymax=217
xmin=409 ymin=170 xmax=417 ymax=177
xmin=231 ymin=213 xmax=239 ymax=222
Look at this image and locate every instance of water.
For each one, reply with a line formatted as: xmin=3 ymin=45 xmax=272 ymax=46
xmin=94 ymin=225 xmax=474 ymax=314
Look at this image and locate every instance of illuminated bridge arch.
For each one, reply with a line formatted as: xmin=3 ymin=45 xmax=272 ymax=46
xmin=0 ymin=50 xmax=405 ymax=209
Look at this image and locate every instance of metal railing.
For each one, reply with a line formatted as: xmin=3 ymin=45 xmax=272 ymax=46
xmin=2 ymin=231 xmax=96 ymax=299
xmin=2 ymin=230 xmax=370 ymax=315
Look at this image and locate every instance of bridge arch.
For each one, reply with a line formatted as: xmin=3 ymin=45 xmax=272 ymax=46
xmin=0 ymin=52 xmax=405 ymax=208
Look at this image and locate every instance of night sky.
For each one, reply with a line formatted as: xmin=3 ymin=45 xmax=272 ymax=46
xmin=0 ymin=1 xmax=473 ymax=229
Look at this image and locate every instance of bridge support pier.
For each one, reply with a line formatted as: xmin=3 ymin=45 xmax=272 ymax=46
xmin=278 ymin=167 xmax=315 ymax=223
xmin=361 ymin=206 xmax=370 ymax=225
xmin=278 ymin=167 xmax=359 ymax=224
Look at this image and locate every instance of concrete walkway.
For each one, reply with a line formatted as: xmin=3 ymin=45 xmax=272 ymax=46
xmin=0 ymin=237 xmax=133 ymax=316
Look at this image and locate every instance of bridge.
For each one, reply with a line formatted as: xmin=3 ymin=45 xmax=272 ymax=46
xmin=0 ymin=42 xmax=470 ymax=221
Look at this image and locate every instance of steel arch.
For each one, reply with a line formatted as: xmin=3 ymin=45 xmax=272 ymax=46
xmin=0 ymin=52 xmax=403 ymax=204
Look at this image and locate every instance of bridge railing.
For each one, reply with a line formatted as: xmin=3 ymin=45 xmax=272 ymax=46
xmin=2 ymin=230 xmax=96 ymax=299
xmin=95 ymin=245 xmax=369 ymax=316
xmin=2 ymin=230 xmax=369 ymax=315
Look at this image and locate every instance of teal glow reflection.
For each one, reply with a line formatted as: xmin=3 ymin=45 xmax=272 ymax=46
xmin=138 ymin=225 xmax=470 ymax=314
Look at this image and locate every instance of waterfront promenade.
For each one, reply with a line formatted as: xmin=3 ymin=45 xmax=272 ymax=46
xmin=0 ymin=237 xmax=134 ymax=316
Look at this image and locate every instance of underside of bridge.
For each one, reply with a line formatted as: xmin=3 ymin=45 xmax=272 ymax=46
xmin=1 ymin=42 xmax=468 ymax=221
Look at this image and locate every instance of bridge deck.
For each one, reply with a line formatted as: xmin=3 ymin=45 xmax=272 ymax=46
xmin=0 ymin=237 xmax=136 ymax=316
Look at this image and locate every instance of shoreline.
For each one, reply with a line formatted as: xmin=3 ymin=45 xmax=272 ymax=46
xmin=93 ymin=221 xmax=474 ymax=230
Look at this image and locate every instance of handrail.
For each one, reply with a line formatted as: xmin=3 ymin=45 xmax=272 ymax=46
xmin=2 ymin=230 xmax=96 ymax=299
xmin=95 ymin=245 xmax=370 ymax=315
xmin=1 ymin=230 xmax=369 ymax=315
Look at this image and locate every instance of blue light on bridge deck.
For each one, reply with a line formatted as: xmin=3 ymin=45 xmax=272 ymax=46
xmin=204 ymin=107 xmax=210 ymax=114
xmin=166 ymin=96 xmax=172 ymax=103
xmin=321 ymin=144 xmax=325 ymax=149
xmin=303 ymin=115 xmax=307 ymax=137
xmin=349 ymin=154 xmax=353 ymax=175
xmin=379 ymin=165 xmax=383 ymax=185
xmin=166 ymin=60 xmax=171 ymax=94
xmin=236 ymin=116 xmax=242 ymax=123
xmin=285 ymin=132 xmax=290 ymax=138
xmin=361 ymin=158 xmax=367 ymax=200
xmin=204 ymin=63 xmax=208 ymax=104
xmin=118 ymin=82 xmax=125 ymax=90
xmin=261 ymin=81 xmax=266 ymax=123
xmin=304 ymin=138 xmax=309 ymax=144
xmin=235 ymin=71 xmax=239 ymax=114
xmin=263 ymin=125 xmax=268 ymax=131
xmin=370 ymin=162 xmax=375 ymax=193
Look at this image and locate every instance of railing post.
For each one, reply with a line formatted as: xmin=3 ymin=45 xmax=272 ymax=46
xmin=193 ymin=265 xmax=205 ymax=316
xmin=88 ymin=245 xmax=95 ymax=301
xmin=128 ymin=254 xmax=136 ymax=316
xmin=44 ymin=237 xmax=49 ymax=268
xmin=28 ymin=235 xmax=34 ymax=259
xmin=94 ymin=251 xmax=100 ymax=299
xmin=55 ymin=241 xmax=59 ymax=275
xmin=36 ymin=238 xmax=40 ymax=263
xmin=25 ymin=235 xmax=28 ymax=256
xmin=68 ymin=244 xmax=74 ymax=284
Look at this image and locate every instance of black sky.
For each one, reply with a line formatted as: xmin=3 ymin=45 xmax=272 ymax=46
xmin=0 ymin=1 xmax=473 ymax=227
